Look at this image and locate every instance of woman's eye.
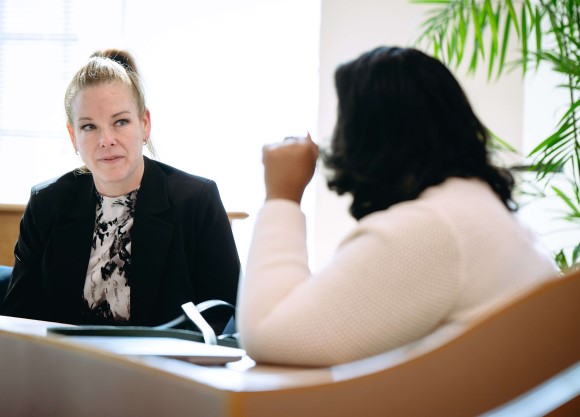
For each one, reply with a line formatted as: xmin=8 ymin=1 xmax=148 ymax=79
xmin=81 ymin=124 xmax=95 ymax=132
xmin=115 ymin=119 xmax=129 ymax=127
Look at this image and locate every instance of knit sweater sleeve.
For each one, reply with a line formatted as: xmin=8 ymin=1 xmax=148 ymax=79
xmin=237 ymin=199 xmax=463 ymax=366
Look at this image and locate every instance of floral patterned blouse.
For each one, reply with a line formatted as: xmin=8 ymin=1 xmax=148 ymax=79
xmin=82 ymin=189 xmax=138 ymax=324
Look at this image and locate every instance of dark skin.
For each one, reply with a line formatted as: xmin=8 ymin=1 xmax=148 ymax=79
xmin=262 ymin=133 xmax=319 ymax=204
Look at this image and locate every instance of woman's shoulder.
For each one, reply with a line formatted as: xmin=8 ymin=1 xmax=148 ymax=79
xmin=349 ymin=178 xmax=509 ymax=257
xmin=144 ymin=159 xmax=223 ymax=213
xmin=24 ymin=169 xmax=93 ymax=229
xmin=31 ymin=169 xmax=91 ymax=199
xmin=147 ymin=158 xmax=215 ymax=189
xmin=354 ymin=198 xmax=458 ymax=252
xmin=357 ymin=178 xmax=510 ymax=237
xmin=418 ymin=177 xmax=499 ymax=205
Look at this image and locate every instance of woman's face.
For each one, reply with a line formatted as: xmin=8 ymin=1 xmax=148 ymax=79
xmin=67 ymin=82 xmax=150 ymax=197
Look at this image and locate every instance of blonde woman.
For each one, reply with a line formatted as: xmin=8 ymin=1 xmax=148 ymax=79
xmin=2 ymin=50 xmax=240 ymax=333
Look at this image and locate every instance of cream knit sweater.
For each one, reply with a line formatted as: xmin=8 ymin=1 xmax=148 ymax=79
xmin=237 ymin=178 xmax=557 ymax=366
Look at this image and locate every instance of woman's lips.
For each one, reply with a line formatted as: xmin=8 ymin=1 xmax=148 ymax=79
xmin=100 ymin=155 xmax=123 ymax=162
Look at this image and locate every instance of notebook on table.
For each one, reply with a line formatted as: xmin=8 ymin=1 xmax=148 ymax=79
xmin=62 ymin=335 xmax=246 ymax=365
xmin=47 ymin=299 xmax=245 ymax=365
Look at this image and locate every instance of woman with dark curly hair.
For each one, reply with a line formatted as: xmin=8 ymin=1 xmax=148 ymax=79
xmin=237 ymin=46 xmax=557 ymax=366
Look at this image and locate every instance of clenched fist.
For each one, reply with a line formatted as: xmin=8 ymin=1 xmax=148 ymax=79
xmin=262 ymin=133 xmax=318 ymax=203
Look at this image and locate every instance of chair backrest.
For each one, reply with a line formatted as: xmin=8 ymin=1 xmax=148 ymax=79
xmin=234 ymin=269 xmax=580 ymax=417
xmin=0 ymin=204 xmax=23 ymax=266
xmin=226 ymin=211 xmax=249 ymax=226
xmin=0 ymin=204 xmax=247 ymax=266
xmin=0 ymin=265 xmax=12 ymax=302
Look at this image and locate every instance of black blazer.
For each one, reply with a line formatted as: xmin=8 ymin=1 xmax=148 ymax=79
xmin=1 ymin=157 xmax=240 ymax=329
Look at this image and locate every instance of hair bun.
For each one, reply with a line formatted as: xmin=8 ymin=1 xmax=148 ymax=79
xmin=90 ymin=48 xmax=138 ymax=74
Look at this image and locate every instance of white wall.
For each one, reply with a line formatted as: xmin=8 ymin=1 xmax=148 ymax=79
xmin=2 ymin=0 xmax=565 ymax=269
xmin=0 ymin=0 xmax=321 ymax=271
xmin=312 ymin=0 xmax=525 ymax=269
xmin=519 ymin=62 xmax=579 ymax=258
xmin=120 ymin=0 xmax=321 ymax=268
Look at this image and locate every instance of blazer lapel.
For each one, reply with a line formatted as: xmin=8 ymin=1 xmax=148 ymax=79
xmin=130 ymin=157 xmax=174 ymax=324
xmin=48 ymin=178 xmax=97 ymax=322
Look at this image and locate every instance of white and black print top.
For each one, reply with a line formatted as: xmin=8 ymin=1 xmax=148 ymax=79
xmin=82 ymin=189 xmax=138 ymax=324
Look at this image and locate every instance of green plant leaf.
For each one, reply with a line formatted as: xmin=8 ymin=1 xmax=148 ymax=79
xmin=554 ymin=250 xmax=569 ymax=270
xmin=573 ymin=242 xmax=580 ymax=264
xmin=553 ymin=99 xmax=580 ymax=128
xmin=471 ymin=0 xmax=485 ymax=59
xmin=528 ymin=119 xmax=573 ymax=156
xmin=532 ymin=143 xmax=573 ymax=179
xmin=434 ymin=35 xmax=441 ymax=58
xmin=552 ymin=186 xmax=580 ymax=216
xmin=449 ymin=29 xmax=456 ymax=67
xmin=506 ymin=0 xmax=520 ymax=37
xmin=536 ymin=133 xmax=574 ymax=159
xmin=489 ymin=130 xmax=518 ymax=153
xmin=534 ymin=5 xmax=542 ymax=68
xmin=533 ymin=145 xmax=574 ymax=180
xmin=538 ymin=139 xmax=573 ymax=164
xmin=525 ymin=0 xmax=536 ymax=28
xmin=536 ymin=48 xmax=580 ymax=74
xmin=468 ymin=43 xmax=479 ymax=74
xmin=535 ymin=152 xmax=570 ymax=180
xmin=497 ymin=11 xmax=512 ymax=78
xmin=486 ymin=0 xmax=499 ymax=79
xmin=458 ymin=7 xmax=467 ymax=64
xmin=546 ymin=7 xmax=565 ymax=53
xmin=521 ymin=2 xmax=528 ymax=74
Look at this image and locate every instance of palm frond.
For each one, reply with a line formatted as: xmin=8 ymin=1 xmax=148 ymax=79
xmin=412 ymin=0 xmax=580 ymax=271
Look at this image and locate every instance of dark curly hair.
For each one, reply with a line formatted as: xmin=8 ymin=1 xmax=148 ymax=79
xmin=323 ymin=46 xmax=515 ymax=220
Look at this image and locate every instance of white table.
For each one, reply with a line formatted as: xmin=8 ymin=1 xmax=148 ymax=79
xmin=0 ymin=315 xmax=435 ymax=417
xmin=2 ymin=274 xmax=578 ymax=417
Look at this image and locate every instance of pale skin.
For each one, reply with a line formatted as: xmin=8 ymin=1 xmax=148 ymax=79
xmin=262 ymin=133 xmax=319 ymax=204
xmin=67 ymin=81 xmax=151 ymax=197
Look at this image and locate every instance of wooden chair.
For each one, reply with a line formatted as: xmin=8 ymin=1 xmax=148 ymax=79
xmin=226 ymin=211 xmax=249 ymax=226
xmin=232 ymin=269 xmax=580 ymax=417
xmin=0 ymin=204 xmax=247 ymax=267
xmin=0 ymin=204 xmax=22 ymax=266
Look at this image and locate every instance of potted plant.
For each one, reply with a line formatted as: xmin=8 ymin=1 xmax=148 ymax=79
xmin=412 ymin=0 xmax=579 ymax=271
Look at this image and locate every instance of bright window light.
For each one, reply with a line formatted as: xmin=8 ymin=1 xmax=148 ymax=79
xmin=0 ymin=0 xmax=321 ymax=267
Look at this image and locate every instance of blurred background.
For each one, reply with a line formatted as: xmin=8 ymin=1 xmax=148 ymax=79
xmin=0 ymin=0 xmax=570 ymax=270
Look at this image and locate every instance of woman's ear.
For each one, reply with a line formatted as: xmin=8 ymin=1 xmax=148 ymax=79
xmin=143 ymin=109 xmax=151 ymax=139
xmin=67 ymin=123 xmax=78 ymax=153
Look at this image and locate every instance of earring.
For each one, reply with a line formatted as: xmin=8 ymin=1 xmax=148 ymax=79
xmin=75 ymin=149 xmax=79 ymax=155
xmin=143 ymin=138 xmax=149 ymax=145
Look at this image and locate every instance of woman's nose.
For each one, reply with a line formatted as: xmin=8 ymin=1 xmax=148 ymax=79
xmin=99 ymin=128 xmax=117 ymax=147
